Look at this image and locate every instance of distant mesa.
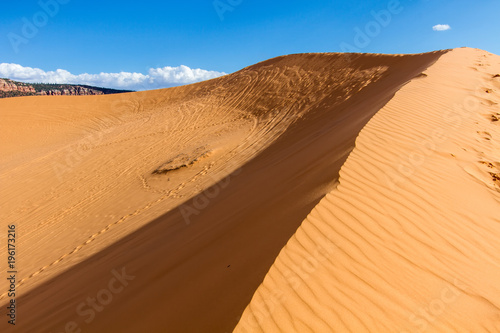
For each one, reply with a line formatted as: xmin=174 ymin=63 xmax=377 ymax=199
xmin=0 ymin=78 xmax=133 ymax=98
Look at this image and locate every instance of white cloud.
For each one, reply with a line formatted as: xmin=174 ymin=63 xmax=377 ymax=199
xmin=0 ymin=63 xmax=226 ymax=91
xmin=432 ymin=24 xmax=451 ymax=31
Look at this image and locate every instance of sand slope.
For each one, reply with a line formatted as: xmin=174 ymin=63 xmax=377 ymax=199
xmin=235 ymin=48 xmax=500 ymax=332
xmin=0 ymin=51 xmax=446 ymax=332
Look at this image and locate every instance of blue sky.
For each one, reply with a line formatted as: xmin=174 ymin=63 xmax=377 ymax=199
xmin=1 ymin=0 xmax=499 ymax=90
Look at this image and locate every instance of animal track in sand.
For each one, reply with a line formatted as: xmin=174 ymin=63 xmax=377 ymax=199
xmin=5 ymin=113 xmax=290 ymax=300
xmin=0 ymin=160 xmax=221 ymax=301
xmin=490 ymin=172 xmax=500 ymax=182
xmin=479 ymin=161 xmax=496 ymax=169
xmin=0 ymin=183 xmax=184 ymax=301
xmin=478 ymin=160 xmax=500 ymax=184
xmin=477 ymin=131 xmax=492 ymax=140
xmin=7 ymin=103 xmax=300 ymax=296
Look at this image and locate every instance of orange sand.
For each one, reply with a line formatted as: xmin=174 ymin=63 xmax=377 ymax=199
xmin=2 ymin=48 xmax=498 ymax=332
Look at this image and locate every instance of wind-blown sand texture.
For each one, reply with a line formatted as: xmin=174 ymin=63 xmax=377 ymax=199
xmin=235 ymin=48 xmax=500 ymax=332
xmin=0 ymin=48 xmax=497 ymax=332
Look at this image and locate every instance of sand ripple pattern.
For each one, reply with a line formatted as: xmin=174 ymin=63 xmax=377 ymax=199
xmin=235 ymin=48 xmax=500 ymax=332
xmin=1 ymin=52 xmax=375 ymax=302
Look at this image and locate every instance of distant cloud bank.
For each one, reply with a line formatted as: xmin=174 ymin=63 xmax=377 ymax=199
xmin=0 ymin=63 xmax=227 ymax=91
xmin=432 ymin=24 xmax=451 ymax=31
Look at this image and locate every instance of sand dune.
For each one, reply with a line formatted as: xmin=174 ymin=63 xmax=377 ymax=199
xmin=2 ymin=48 xmax=496 ymax=332
xmin=235 ymin=48 xmax=500 ymax=332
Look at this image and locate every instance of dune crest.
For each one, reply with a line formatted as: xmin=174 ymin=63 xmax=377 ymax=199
xmin=1 ymin=49 xmax=473 ymax=332
xmin=235 ymin=48 xmax=500 ymax=332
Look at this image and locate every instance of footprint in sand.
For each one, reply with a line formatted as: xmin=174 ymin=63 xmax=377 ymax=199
xmin=477 ymin=131 xmax=492 ymax=141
